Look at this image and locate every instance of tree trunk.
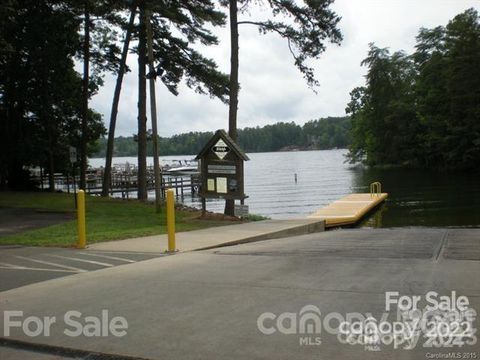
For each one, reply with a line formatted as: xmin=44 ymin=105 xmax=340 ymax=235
xmin=102 ymin=6 xmax=137 ymax=197
xmin=137 ymin=3 xmax=148 ymax=201
xmin=80 ymin=2 xmax=90 ymax=190
xmin=47 ymin=136 xmax=55 ymax=192
xmin=145 ymin=8 xmax=162 ymax=212
xmin=228 ymin=0 xmax=239 ymax=142
xmin=40 ymin=36 xmax=55 ymax=192
xmin=225 ymin=0 xmax=239 ymax=216
xmin=44 ymin=104 xmax=55 ymax=192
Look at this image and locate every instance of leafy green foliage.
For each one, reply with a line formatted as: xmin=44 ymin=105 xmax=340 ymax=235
xmin=0 ymin=1 xmax=106 ymax=189
xmin=347 ymin=9 xmax=480 ymax=171
xmin=303 ymin=116 xmax=351 ymax=150
xmin=1 ymin=0 xmax=230 ymax=190
xmin=144 ymin=0 xmax=230 ymax=101
xmin=236 ymin=0 xmax=343 ymax=88
xmin=242 ymin=213 xmax=270 ymax=221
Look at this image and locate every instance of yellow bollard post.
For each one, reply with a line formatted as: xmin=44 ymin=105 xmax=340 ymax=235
xmin=77 ymin=190 xmax=86 ymax=249
xmin=166 ymin=189 xmax=176 ymax=252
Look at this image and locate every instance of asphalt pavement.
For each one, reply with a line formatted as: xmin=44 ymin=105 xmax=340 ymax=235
xmin=0 ymin=207 xmax=73 ymax=238
xmin=0 ymin=246 xmax=164 ymax=291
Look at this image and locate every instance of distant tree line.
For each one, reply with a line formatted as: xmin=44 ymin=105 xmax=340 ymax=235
xmin=91 ymin=116 xmax=351 ymax=157
xmin=347 ymin=9 xmax=480 ymax=171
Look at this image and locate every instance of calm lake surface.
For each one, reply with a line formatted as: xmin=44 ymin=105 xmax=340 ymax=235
xmin=90 ymin=149 xmax=480 ymax=227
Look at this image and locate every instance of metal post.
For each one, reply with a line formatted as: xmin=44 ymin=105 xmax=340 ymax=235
xmin=40 ymin=167 xmax=44 ymax=190
xmin=66 ymin=172 xmax=70 ymax=194
xmin=166 ymin=189 xmax=176 ymax=252
xmin=72 ymin=164 xmax=77 ymax=209
xmin=126 ymin=173 xmax=130 ymax=199
xmin=77 ymin=190 xmax=86 ymax=249
xmin=110 ymin=171 xmax=113 ymax=196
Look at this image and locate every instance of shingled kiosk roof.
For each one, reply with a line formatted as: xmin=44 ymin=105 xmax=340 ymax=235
xmin=195 ymin=129 xmax=249 ymax=161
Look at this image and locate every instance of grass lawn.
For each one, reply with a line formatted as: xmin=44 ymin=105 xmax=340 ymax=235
xmin=0 ymin=191 xmax=233 ymax=247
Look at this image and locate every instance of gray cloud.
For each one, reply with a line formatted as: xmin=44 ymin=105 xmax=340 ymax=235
xmin=90 ymin=0 xmax=480 ymax=137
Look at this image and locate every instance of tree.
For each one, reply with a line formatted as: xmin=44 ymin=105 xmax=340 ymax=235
xmin=443 ymin=9 xmax=480 ymax=169
xmin=347 ymin=8 xmax=480 ymax=171
xmin=302 ymin=117 xmax=350 ymax=149
xmin=228 ymin=0 xmax=239 ymax=142
xmin=137 ymin=2 xmax=148 ymax=200
xmin=102 ymin=4 xmax=137 ymax=196
xmin=145 ymin=6 xmax=162 ymax=212
xmin=0 ymin=1 xmax=105 ymax=190
xmin=132 ymin=0 xmax=230 ymax=200
xmin=414 ymin=9 xmax=480 ymax=169
xmin=72 ymin=0 xmax=123 ymax=190
xmin=347 ymin=44 xmax=418 ymax=166
xmin=414 ymin=26 xmax=449 ymax=167
xmin=223 ymin=0 xmax=342 ymax=215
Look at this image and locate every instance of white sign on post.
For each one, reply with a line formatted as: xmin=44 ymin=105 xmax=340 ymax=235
xmin=216 ymin=177 xmax=227 ymax=194
xmin=212 ymin=139 xmax=230 ymax=160
xmin=69 ymin=146 xmax=77 ymax=164
xmin=234 ymin=204 xmax=249 ymax=217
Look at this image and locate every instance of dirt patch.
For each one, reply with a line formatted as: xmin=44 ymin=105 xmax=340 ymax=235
xmin=196 ymin=212 xmax=242 ymax=222
xmin=175 ymin=203 xmax=243 ymax=222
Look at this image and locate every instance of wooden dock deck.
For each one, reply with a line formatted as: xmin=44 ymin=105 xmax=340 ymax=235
xmin=309 ymin=192 xmax=388 ymax=227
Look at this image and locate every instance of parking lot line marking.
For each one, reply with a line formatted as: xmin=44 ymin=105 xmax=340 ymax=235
xmin=47 ymin=254 xmax=114 ymax=267
xmin=12 ymin=256 xmax=88 ymax=272
xmin=87 ymin=250 xmax=161 ymax=256
xmin=77 ymin=252 xmax=136 ymax=263
xmin=0 ymin=262 xmax=18 ymax=268
xmin=0 ymin=263 xmax=78 ymax=273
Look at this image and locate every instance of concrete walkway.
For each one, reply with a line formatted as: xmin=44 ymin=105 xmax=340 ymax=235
xmin=87 ymin=219 xmax=325 ymax=253
xmin=1 ymin=228 xmax=479 ymax=359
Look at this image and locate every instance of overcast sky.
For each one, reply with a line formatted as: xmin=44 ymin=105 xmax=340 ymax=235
xmin=90 ymin=0 xmax=480 ymax=137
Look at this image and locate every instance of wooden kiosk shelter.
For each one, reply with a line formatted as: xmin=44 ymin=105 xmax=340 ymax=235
xmin=195 ymin=130 xmax=249 ymax=214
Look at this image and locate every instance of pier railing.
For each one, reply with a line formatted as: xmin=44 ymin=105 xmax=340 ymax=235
xmin=31 ymin=166 xmax=201 ymax=200
xmin=370 ymin=181 xmax=382 ymax=197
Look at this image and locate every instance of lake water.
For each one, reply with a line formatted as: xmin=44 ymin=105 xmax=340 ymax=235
xmin=90 ymin=149 xmax=480 ymax=227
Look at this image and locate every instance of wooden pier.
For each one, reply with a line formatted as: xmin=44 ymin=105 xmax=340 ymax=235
xmin=309 ymin=183 xmax=388 ymax=227
xmin=32 ymin=163 xmax=200 ymax=199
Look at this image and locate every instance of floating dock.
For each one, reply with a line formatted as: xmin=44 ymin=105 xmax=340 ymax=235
xmin=309 ymin=183 xmax=388 ymax=227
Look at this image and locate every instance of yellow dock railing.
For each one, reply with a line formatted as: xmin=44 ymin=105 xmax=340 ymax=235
xmin=370 ymin=182 xmax=382 ymax=197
